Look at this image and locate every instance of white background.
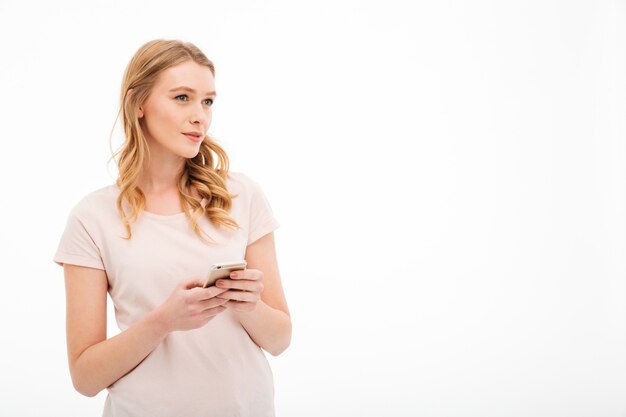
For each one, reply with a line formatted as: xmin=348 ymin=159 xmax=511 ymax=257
xmin=0 ymin=1 xmax=625 ymax=416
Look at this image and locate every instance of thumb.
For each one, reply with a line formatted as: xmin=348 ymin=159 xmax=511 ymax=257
xmin=183 ymin=278 xmax=205 ymax=290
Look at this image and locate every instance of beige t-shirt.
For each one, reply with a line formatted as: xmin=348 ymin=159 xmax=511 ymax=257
xmin=54 ymin=171 xmax=280 ymax=417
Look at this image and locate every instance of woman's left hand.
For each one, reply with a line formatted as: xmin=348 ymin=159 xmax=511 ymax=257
xmin=215 ymin=268 xmax=264 ymax=312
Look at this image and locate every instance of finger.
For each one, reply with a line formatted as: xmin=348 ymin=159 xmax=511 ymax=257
xmin=216 ymin=279 xmax=263 ymax=293
xmin=217 ymin=290 xmax=260 ymax=303
xmin=183 ymin=278 xmax=206 ymax=290
xmin=186 ymin=298 xmax=227 ymax=319
xmin=200 ymin=305 xmax=227 ymax=318
xmin=229 ymin=269 xmax=262 ymax=281
xmin=225 ymin=300 xmax=256 ymax=312
xmin=199 ymin=298 xmax=229 ymax=311
xmin=189 ymin=285 xmax=228 ymax=301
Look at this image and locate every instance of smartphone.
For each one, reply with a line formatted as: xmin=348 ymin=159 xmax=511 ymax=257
xmin=203 ymin=260 xmax=247 ymax=288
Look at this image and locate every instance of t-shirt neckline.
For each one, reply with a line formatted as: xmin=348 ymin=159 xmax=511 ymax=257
xmin=140 ymin=197 xmax=208 ymax=220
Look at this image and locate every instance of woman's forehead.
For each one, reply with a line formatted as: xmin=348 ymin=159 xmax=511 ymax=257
xmin=155 ymin=61 xmax=215 ymax=92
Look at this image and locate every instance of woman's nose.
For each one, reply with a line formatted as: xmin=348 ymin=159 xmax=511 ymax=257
xmin=190 ymin=104 xmax=208 ymax=126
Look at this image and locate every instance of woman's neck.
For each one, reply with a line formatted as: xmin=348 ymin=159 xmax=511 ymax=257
xmin=138 ymin=155 xmax=186 ymax=194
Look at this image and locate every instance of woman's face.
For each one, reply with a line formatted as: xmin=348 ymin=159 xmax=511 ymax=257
xmin=138 ymin=60 xmax=216 ymax=160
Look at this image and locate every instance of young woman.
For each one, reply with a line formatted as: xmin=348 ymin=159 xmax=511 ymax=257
xmin=54 ymin=39 xmax=291 ymax=416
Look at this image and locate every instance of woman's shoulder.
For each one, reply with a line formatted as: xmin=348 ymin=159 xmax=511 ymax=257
xmin=69 ymin=184 xmax=119 ymax=218
xmin=226 ymin=170 xmax=264 ymax=194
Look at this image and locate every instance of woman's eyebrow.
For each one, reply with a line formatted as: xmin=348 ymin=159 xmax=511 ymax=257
xmin=169 ymin=86 xmax=217 ymax=96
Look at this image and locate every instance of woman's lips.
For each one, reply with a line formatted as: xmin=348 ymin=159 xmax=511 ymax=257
xmin=183 ymin=133 xmax=203 ymax=143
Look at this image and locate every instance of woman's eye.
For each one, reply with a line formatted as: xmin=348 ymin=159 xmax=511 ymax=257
xmin=175 ymin=94 xmax=188 ymax=101
xmin=203 ymin=98 xmax=214 ymax=106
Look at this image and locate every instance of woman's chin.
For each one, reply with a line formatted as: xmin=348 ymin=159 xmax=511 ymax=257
xmin=179 ymin=145 xmax=202 ymax=160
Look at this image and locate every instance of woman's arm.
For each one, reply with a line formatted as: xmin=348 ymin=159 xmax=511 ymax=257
xmin=64 ymin=265 xmax=227 ymax=397
xmin=217 ymin=232 xmax=292 ymax=356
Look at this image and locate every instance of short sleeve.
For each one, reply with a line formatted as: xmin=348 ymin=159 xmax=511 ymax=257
xmin=247 ymin=177 xmax=280 ymax=245
xmin=53 ymin=205 xmax=105 ymax=270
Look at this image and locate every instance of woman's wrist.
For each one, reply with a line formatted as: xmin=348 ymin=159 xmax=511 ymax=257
xmin=144 ymin=305 xmax=172 ymax=339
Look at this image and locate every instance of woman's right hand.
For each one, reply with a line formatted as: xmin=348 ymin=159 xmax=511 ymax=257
xmin=155 ymin=279 xmax=229 ymax=333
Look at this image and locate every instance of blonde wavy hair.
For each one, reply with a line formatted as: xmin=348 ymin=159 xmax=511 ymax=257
xmin=111 ymin=39 xmax=240 ymax=244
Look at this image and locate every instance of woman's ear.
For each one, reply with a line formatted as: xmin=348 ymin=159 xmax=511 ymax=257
xmin=127 ymin=88 xmax=144 ymax=118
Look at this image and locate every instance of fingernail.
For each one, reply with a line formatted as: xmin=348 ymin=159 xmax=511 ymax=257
xmin=216 ymin=280 xmax=224 ymax=287
xmin=230 ymin=272 xmax=238 ymax=278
